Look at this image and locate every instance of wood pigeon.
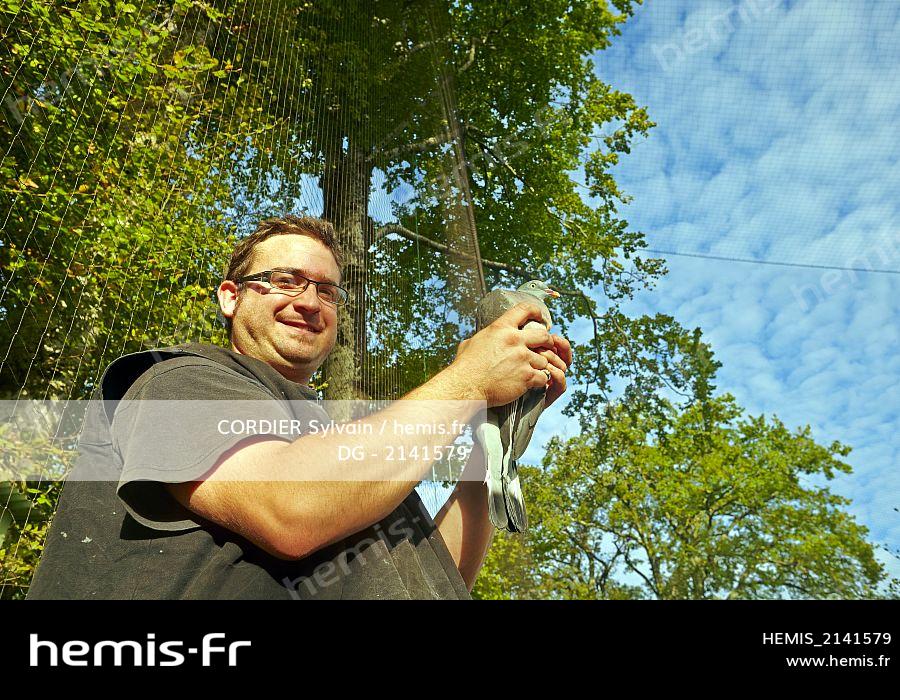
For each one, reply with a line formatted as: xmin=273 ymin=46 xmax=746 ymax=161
xmin=474 ymin=279 xmax=559 ymax=532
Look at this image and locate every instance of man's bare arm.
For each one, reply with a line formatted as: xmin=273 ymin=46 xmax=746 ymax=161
xmin=167 ymin=303 xmax=558 ymax=561
xmin=434 ymin=469 xmax=494 ymax=591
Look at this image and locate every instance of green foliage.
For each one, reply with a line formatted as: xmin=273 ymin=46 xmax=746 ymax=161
xmin=0 ymin=480 xmax=61 ymax=599
xmin=1 ymin=0 xmax=235 ymax=402
xmin=0 ymin=400 xmax=76 ymax=597
xmin=1 ymin=0 xmax=236 ymax=592
xmin=2 ymin=0 xmax=663 ymax=401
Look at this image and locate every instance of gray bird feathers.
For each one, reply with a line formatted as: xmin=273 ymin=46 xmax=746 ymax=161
xmin=474 ymin=279 xmax=559 ymax=533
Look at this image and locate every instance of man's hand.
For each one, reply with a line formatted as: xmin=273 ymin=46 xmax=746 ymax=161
xmin=446 ymin=302 xmax=572 ymax=408
xmin=448 ymin=302 xmax=567 ymax=408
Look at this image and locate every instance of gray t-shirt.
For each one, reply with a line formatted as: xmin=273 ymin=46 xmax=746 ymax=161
xmin=27 ymin=343 xmax=470 ymax=600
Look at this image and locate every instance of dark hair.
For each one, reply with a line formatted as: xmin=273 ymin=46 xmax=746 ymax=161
xmin=220 ymin=215 xmax=344 ymax=335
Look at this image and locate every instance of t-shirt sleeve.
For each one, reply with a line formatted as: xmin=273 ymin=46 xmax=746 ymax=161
xmin=111 ymin=358 xmax=296 ymax=532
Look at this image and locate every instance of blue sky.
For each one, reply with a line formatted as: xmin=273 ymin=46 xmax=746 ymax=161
xmin=521 ymin=0 xmax=899 ymax=584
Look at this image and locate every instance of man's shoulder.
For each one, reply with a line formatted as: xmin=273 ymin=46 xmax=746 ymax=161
xmin=102 ymin=343 xmax=317 ymax=403
xmin=109 ymin=344 xmax=273 ymax=401
xmin=131 ymin=346 xmax=241 ymax=379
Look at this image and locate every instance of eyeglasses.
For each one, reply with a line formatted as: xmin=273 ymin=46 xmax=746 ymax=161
xmin=235 ymin=269 xmax=349 ymax=306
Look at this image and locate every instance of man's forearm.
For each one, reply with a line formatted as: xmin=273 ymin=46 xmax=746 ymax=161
xmin=171 ymin=303 xmax=566 ymax=562
xmin=178 ymin=364 xmax=486 ymax=560
xmin=434 ymin=445 xmax=495 ymax=590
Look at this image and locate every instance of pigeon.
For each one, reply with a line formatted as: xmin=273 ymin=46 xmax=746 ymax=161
xmin=474 ymin=279 xmax=560 ymax=532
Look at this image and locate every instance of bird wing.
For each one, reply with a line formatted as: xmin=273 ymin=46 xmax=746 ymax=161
xmin=477 ymin=408 xmax=509 ymax=530
xmin=494 ymin=400 xmax=516 ymax=457
xmin=509 ymin=386 xmax=546 ymax=461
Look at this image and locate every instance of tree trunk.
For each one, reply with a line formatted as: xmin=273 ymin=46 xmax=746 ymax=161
xmin=320 ymin=145 xmax=371 ymax=405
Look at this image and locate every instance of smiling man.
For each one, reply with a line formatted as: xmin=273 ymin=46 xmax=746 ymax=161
xmin=221 ymin=222 xmax=343 ymax=385
xmin=27 ymin=215 xmax=572 ymax=600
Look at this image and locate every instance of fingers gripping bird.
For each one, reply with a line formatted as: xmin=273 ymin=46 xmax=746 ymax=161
xmin=474 ymin=280 xmax=559 ymax=532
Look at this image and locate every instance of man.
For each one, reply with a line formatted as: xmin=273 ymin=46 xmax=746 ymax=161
xmin=27 ymin=215 xmax=572 ymax=599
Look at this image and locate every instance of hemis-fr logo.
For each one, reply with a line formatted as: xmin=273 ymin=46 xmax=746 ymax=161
xmin=30 ymin=633 xmax=251 ymax=667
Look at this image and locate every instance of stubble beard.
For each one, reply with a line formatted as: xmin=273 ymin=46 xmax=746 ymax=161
xmin=232 ymin=296 xmax=334 ymax=378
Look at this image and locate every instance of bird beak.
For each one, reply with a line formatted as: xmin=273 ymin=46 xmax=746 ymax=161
xmin=548 ymin=289 xmax=561 ymax=298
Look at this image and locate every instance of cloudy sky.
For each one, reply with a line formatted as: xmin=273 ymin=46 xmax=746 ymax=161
xmin=519 ymin=0 xmax=899 ymax=584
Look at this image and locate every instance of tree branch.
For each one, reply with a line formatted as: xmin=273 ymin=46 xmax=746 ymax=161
xmin=377 ymin=132 xmax=454 ymax=164
xmin=622 ymin=548 xmax=660 ymax=598
xmin=459 ymin=38 xmax=479 ymax=73
xmin=374 ymin=223 xmax=536 ymax=277
xmin=458 ymin=14 xmax=522 ymax=74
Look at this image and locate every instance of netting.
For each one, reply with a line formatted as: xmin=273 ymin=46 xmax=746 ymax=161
xmin=1 ymin=0 xmax=897 ymax=599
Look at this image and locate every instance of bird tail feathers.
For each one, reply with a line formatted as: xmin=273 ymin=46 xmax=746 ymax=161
xmin=503 ymin=459 xmax=528 ymax=533
xmin=478 ymin=418 xmax=510 ymax=530
xmin=488 ymin=479 xmax=510 ymax=530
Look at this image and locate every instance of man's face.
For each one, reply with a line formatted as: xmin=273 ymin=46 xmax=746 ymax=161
xmin=218 ymin=234 xmax=341 ymax=384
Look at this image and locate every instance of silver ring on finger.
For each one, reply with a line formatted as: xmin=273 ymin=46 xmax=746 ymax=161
xmin=543 ymin=369 xmax=552 ymax=383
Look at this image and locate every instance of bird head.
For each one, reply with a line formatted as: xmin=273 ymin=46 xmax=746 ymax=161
xmin=518 ymin=279 xmax=560 ymax=302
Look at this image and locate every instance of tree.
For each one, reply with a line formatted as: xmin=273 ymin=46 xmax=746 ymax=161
xmin=475 ymin=337 xmax=887 ymax=600
xmin=1 ymin=0 xmax=239 ymax=597
xmin=177 ymin=0 xmax=660 ymax=400
xmin=0 ymin=480 xmax=62 ymax=599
